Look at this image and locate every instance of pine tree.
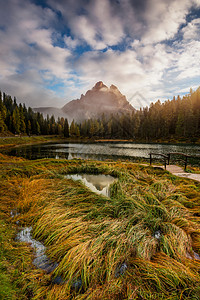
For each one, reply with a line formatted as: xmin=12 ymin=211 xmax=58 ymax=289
xmin=93 ymin=119 xmax=100 ymax=136
xmin=36 ymin=121 xmax=41 ymax=135
xmin=0 ymin=98 xmax=7 ymax=132
xmin=49 ymin=115 xmax=56 ymax=134
xmin=63 ymin=119 xmax=69 ymax=137
xmin=0 ymin=112 xmax=6 ymax=132
xmin=27 ymin=120 xmax=31 ymax=136
xmin=99 ymin=121 xmax=104 ymax=137
xmin=89 ymin=120 xmax=95 ymax=137
xmin=75 ymin=124 xmax=80 ymax=137
xmin=56 ymin=124 xmax=61 ymax=135
xmin=19 ymin=104 xmax=26 ymax=133
xmin=12 ymin=107 xmax=20 ymax=134
xmin=70 ymin=120 xmax=76 ymax=136
xmin=0 ymin=98 xmax=7 ymax=121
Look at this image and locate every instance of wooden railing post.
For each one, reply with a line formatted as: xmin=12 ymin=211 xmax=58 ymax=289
xmin=148 ymin=152 xmax=199 ymax=171
xmin=150 ymin=153 xmax=152 ymax=166
xmin=167 ymin=153 xmax=170 ymax=165
xmin=184 ymin=156 xmax=188 ymax=171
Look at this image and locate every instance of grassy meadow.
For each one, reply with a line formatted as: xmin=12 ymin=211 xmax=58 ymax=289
xmin=0 ymin=135 xmax=66 ymax=149
xmin=0 ymin=151 xmax=200 ymax=299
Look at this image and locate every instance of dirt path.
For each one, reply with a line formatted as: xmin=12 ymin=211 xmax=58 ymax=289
xmin=159 ymin=165 xmax=200 ymax=182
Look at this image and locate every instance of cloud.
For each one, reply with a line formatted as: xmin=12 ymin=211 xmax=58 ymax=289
xmin=48 ymin=0 xmax=125 ymax=50
xmin=0 ymin=69 xmax=62 ymax=106
xmin=172 ymin=40 xmax=200 ymax=81
xmin=182 ymin=18 xmax=200 ymax=40
xmin=64 ymin=36 xmax=81 ymax=49
xmin=0 ymin=0 xmax=75 ymax=106
xmin=0 ymin=0 xmax=200 ymax=109
xmin=166 ymin=18 xmax=200 ymax=82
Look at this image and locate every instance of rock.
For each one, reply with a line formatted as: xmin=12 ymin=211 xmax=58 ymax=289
xmin=186 ymin=252 xmax=193 ymax=259
xmin=10 ymin=209 xmax=19 ymax=218
xmin=71 ymin=277 xmax=82 ymax=291
xmin=35 ymin=81 xmax=135 ymax=122
xmin=52 ymin=276 xmax=65 ymax=285
xmin=115 ymin=262 xmax=128 ymax=278
xmin=61 ymin=82 xmax=135 ymax=122
xmin=93 ymin=81 xmax=107 ymax=90
xmin=53 ymin=275 xmax=83 ymax=288
xmin=186 ymin=251 xmax=200 ymax=260
xmin=154 ymin=230 xmax=162 ymax=239
xmin=33 ymin=255 xmax=58 ymax=273
xmin=194 ymin=251 xmax=200 ymax=260
xmin=110 ymin=84 xmax=118 ymax=90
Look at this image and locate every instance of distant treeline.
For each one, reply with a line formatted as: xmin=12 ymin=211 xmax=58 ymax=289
xmin=0 ymin=91 xmax=70 ymax=137
xmin=0 ymin=88 xmax=200 ymax=141
xmin=77 ymin=87 xmax=200 ymax=141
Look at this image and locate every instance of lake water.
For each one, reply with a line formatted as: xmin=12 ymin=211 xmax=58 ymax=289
xmin=2 ymin=141 xmax=200 ymax=164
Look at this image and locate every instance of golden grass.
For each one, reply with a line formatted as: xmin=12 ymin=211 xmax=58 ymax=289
xmin=0 ymin=154 xmax=200 ymax=299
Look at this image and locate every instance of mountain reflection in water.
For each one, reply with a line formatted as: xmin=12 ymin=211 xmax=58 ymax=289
xmin=65 ymin=174 xmax=116 ymax=197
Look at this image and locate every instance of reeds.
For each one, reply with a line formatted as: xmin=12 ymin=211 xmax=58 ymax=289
xmin=0 ymin=153 xmax=200 ymax=299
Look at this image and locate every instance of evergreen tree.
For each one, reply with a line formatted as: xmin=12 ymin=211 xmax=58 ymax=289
xmin=89 ymin=120 xmax=95 ymax=137
xmin=75 ymin=124 xmax=80 ymax=137
xmin=63 ymin=119 xmax=69 ymax=137
xmin=36 ymin=121 xmax=41 ymax=135
xmin=0 ymin=112 xmax=6 ymax=132
xmin=12 ymin=107 xmax=20 ymax=134
xmin=19 ymin=104 xmax=26 ymax=133
xmin=0 ymin=97 xmax=7 ymax=132
xmin=57 ymin=124 xmax=62 ymax=135
xmin=27 ymin=120 xmax=31 ymax=136
xmin=70 ymin=120 xmax=76 ymax=136
xmin=99 ymin=121 xmax=104 ymax=137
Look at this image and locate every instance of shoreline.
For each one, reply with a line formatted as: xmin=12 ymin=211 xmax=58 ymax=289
xmin=0 ymin=135 xmax=200 ymax=150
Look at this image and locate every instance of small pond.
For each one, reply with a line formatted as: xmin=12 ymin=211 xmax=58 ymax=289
xmin=65 ymin=174 xmax=116 ymax=197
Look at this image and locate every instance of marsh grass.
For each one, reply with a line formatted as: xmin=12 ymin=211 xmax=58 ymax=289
xmin=0 ymin=135 xmax=62 ymax=149
xmin=0 ymin=154 xmax=200 ymax=299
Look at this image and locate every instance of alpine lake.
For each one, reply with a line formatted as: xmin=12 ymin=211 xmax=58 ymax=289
xmin=3 ymin=141 xmax=200 ymax=164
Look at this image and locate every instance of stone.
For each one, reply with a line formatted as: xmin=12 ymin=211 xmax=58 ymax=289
xmin=194 ymin=251 xmax=200 ymax=260
xmin=52 ymin=276 xmax=65 ymax=285
xmin=154 ymin=230 xmax=162 ymax=239
xmin=115 ymin=262 xmax=128 ymax=278
xmin=71 ymin=277 xmax=82 ymax=291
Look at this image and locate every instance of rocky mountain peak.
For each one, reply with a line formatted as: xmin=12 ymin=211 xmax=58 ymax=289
xmin=34 ymin=82 xmax=135 ymax=122
xmin=110 ymin=84 xmax=118 ymax=90
xmin=93 ymin=81 xmax=108 ymax=90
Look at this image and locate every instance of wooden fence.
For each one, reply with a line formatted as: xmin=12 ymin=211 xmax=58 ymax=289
xmin=149 ymin=152 xmax=200 ymax=170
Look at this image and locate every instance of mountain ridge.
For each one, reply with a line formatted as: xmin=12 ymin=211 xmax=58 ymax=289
xmin=34 ymin=81 xmax=134 ymax=122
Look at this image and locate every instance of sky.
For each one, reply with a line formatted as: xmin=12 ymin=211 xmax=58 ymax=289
xmin=0 ymin=0 xmax=200 ymax=109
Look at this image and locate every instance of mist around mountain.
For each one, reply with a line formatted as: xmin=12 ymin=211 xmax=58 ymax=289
xmin=33 ymin=107 xmax=68 ymax=120
xmin=34 ymin=81 xmax=134 ymax=122
xmin=0 ymin=85 xmax=200 ymax=143
xmin=77 ymin=87 xmax=200 ymax=142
